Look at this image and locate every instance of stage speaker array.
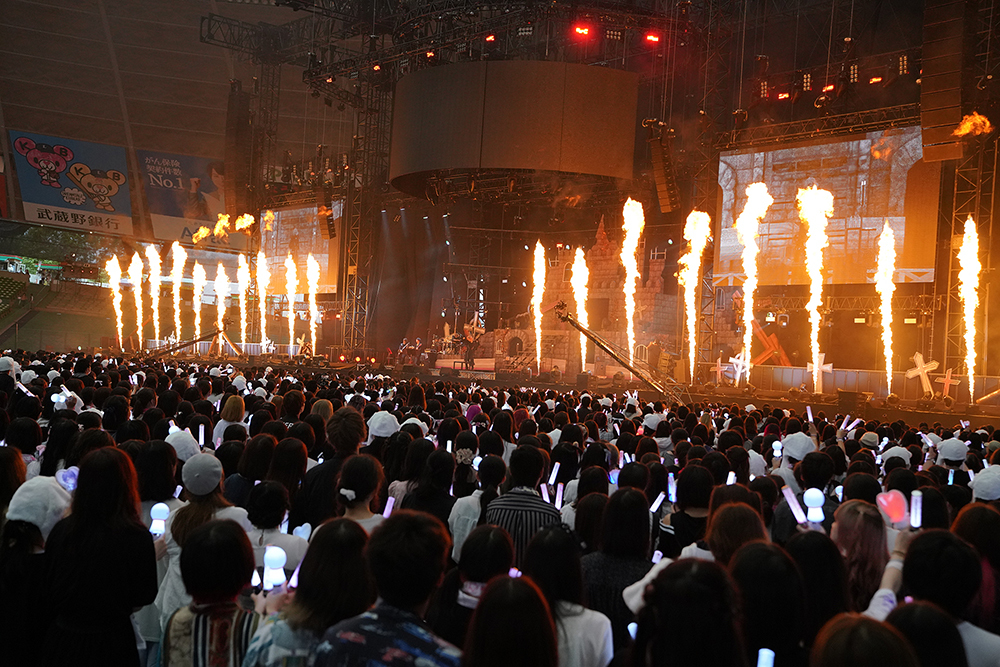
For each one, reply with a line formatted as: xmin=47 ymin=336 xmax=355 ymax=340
xmin=224 ymin=85 xmax=253 ymax=217
xmin=921 ymin=0 xmax=974 ymax=162
xmin=649 ymin=130 xmax=681 ymax=213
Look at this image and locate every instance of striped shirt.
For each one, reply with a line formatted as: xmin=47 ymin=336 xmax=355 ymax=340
xmin=485 ymin=487 xmax=562 ymax=565
xmin=163 ymin=601 xmax=259 ymax=667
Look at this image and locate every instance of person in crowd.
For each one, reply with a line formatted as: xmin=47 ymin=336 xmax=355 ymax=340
xmin=224 ymin=433 xmax=277 ymax=508
xmin=401 ymin=448 xmax=457 ymax=528
xmin=294 ymin=407 xmax=366 ymax=529
xmin=387 ymin=437 xmax=435 ymax=504
xmin=785 ymin=530 xmax=851 ymax=648
xmin=314 ymin=510 xmax=460 ymax=666
xmin=213 ymin=394 xmax=246 ymax=443
xmin=656 ymin=463 xmax=712 ymax=558
xmin=886 ymin=602 xmax=970 ymax=667
xmin=832 ymin=500 xmax=889 ymax=611
xmin=336 ymin=453 xmax=387 ymax=534
xmin=448 ymin=454 xmax=506 ymax=562
xmin=462 ymin=575 xmax=558 ymax=667
xmin=810 ymin=614 xmax=919 ymax=667
xmin=246 ymin=481 xmax=309 ymax=570
xmin=243 ymin=518 xmax=376 ymax=666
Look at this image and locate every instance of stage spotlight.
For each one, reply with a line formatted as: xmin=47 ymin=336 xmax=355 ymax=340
xmin=372 ymin=63 xmax=381 ymax=71
xmin=886 ymin=393 xmax=900 ymax=406
xmin=765 ymin=312 xmax=776 ymax=323
xmin=485 ymin=34 xmax=496 ymax=42
xmin=573 ymin=25 xmax=590 ymax=37
xmin=645 ymin=33 xmax=660 ymax=43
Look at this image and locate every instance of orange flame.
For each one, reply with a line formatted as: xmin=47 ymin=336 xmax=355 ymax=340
xmin=678 ymin=210 xmax=713 ymax=380
xmin=733 ymin=183 xmax=774 ymax=379
xmin=307 ymin=254 xmax=321 ymax=355
xmin=570 ymin=247 xmax=590 ymax=367
xmin=257 ymin=251 xmax=270 ymax=347
xmin=797 ymin=185 xmax=834 ymax=392
xmin=171 ymin=242 xmax=186 ymax=340
xmin=532 ymin=241 xmax=546 ymax=372
xmin=192 ymin=227 xmax=211 ymax=243
xmin=215 ymin=263 xmax=229 ymax=332
xmin=105 ymin=256 xmax=123 ymax=348
xmin=192 ymin=262 xmax=206 ymax=340
xmin=953 ymin=112 xmax=994 ymax=137
xmin=234 ymin=213 xmax=255 ymax=231
xmin=145 ymin=245 xmax=162 ymax=346
xmin=958 ymin=215 xmax=981 ymax=399
xmin=213 ymin=213 xmax=231 ymax=240
xmin=237 ymin=254 xmax=251 ymax=343
xmin=875 ymin=221 xmax=896 ymax=393
xmin=285 ymin=254 xmax=298 ymax=356
xmin=262 ymin=210 xmax=275 ymax=232
xmin=128 ymin=252 xmax=144 ymax=347
xmin=620 ymin=198 xmax=646 ymax=368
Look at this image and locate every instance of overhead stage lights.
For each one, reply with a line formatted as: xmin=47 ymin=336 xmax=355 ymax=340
xmin=573 ymin=25 xmax=590 ymax=37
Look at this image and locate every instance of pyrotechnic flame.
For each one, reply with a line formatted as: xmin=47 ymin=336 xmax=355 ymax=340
xmin=678 ymin=210 xmax=713 ymax=381
xmin=875 ymin=221 xmax=897 ymax=394
xmin=733 ymin=183 xmax=774 ymax=379
xmin=570 ymin=247 xmax=590 ymax=367
xmin=128 ymin=252 xmax=144 ymax=346
xmin=532 ymin=241 xmax=546 ymax=373
xmin=958 ymin=215 xmax=981 ymax=399
xmin=953 ymin=112 xmax=994 ymax=137
xmin=214 ymin=214 xmax=231 ymax=240
xmin=145 ymin=245 xmax=162 ymax=347
xmin=237 ymin=254 xmax=251 ymax=343
xmin=285 ymin=254 xmax=298 ymax=356
xmin=105 ymin=256 xmax=123 ymax=348
xmin=171 ymin=242 xmax=186 ymax=340
xmin=192 ymin=262 xmax=206 ymax=340
xmin=257 ymin=250 xmax=270 ymax=346
xmin=192 ymin=227 xmax=211 ymax=243
xmin=262 ymin=210 xmax=275 ymax=232
xmin=234 ymin=214 xmax=255 ymax=231
xmin=215 ymin=263 xmax=229 ymax=333
xmin=307 ymin=254 xmax=321 ymax=355
xmin=797 ymin=185 xmax=834 ymax=392
xmin=620 ymin=198 xmax=646 ymax=367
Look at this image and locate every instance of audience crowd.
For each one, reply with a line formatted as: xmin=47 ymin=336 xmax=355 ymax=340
xmin=2 ymin=350 xmax=1000 ymax=667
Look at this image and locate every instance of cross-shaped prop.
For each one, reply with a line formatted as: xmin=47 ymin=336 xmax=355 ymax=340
xmin=751 ymin=319 xmax=792 ymax=367
xmin=729 ymin=349 xmax=750 ymax=383
xmin=713 ymin=356 xmax=727 ymax=385
xmin=935 ymin=368 xmax=962 ymax=398
xmin=905 ymin=352 xmax=939 ymax=396
xmin=806 ymin=353 xmax=834 ymax=394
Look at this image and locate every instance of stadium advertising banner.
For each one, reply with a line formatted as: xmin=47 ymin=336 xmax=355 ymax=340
xmin=137 ymin=149 xmax=247 ymax=250
xmin=8 ymin=130 xmax=134 ymax=235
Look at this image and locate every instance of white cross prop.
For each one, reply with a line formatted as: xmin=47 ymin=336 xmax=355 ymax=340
xmin=713 ymin=356 xmax=727 ymax=384
xmin=905 ymin=352 xmax=940 ymax=396
xmin=729 ymin=349 xmax=750 ymax=382
xmin=935 ymin=368 xmax=962 ymax=398
xmin=806 ymin=353 xmax=834 ymax=394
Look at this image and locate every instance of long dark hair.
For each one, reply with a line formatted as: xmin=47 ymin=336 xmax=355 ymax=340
xmin=284 ymin=518 xmax=376 ymax=635
xmin=476 ymin=455 xmax=506 ymax=525
xmin=135 ymin=440 xmax=178 ymax=503
xmin=413 ymin=449 xmax=455 ymax=502
xmin=462 ymin=576 xmax=557 ymax=667
xmin=65 ymin=447 xmax=143 ymax=538
xmin=492 ymin=411 xmax=515 ymax=443
xmin=522 ymin=524 xmax=584 ymax=617
xmin=267 ymin=437 xmax=308 ymax=503
xmin=785 ymin=531 xmax=850 ymax=647
xmin=39 ymin=418 xmax=79 ymax=477
xmin=238 ymin=433 xmax=277 ymax=481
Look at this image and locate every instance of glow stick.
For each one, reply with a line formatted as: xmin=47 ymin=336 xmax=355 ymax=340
xmin=841 ymin=415 xmax=851 ymax=430
xmin=948 ymin=469 xmax=955 ymax=486
xmin=446 ymin=440 xmax=452 ymax=453
xmin=650 ymin=491 xmax=666 ymax=513
xmin=251 ymin=569 xmax=261 ymax=588
xmin=472 ymin=456 xmax=482 ymax=471
xmin=909 ymin=489 xmax=923 ymax=529
xmin=806 ymin=406 xmax=813 ymax=423
xmin=215 ymin=437 xmax=222 ymax=450
xmin=803 ymin=488 xmax=825 ymax=523
xmin=628 ymin=622 xmax=638 ymax=640
xmin=541 ymin=484 xmax=550 ymax=503
xmin=609 ymin=469 xmax=620 ymax=484
xmin=919 ymin=433 xmax=934 ymax=448
xmin=618 ymin=450 xmax=624 ymax=468
xmin=198 ymin=424 xmax=205 ymax=447
xmin=847 ymin=418 xmax=864 ymax=431
xmin=280 ymin=510 xmax=289 ymax=534
xmin=757 ymin=648 xmax=776 ymax=667
xmin=263 ymin=546 xmax=287 ymax=591
xmin=288 ymin=561 xmax=302 ymax=588
xmin=835 ymin=485 xmax=843 ymax=501
xmin=783 ymin=486 xmax=808 ymax=524
xmin=149 ymin=502 xmax=170 ymax=537
xmin=174 ymin=484 xmax=182 ymax=498
xmin=382 ymin=496 xmax=395 ymax=518
xmin=509 ymin=567 xmax=522 ymax=578
xmin=555 ymin=482 xmax=564 ymax=509
xmin=548 ymin=461 xmax=561 ymax=486
xmin=651 ymin=550 xmax=663 ymax=564
xmin=667 ymin=472 xmax=677 ymax=503
xmin=726 ymin=471 xmax=736 ymax=485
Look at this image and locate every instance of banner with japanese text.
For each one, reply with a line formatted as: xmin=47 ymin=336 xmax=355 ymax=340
xmin=8 ymin=130 xmax=134 ymax=235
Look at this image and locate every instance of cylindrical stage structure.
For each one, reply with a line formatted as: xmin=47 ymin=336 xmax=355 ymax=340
xmin=389 ymin=60 xmax=639 ymax=197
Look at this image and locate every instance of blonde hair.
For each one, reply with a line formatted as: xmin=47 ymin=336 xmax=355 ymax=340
xmin=311 ymin=399 xmax=334 ymax=422
xmin=220 ymin=394 xmax=245 ymax=423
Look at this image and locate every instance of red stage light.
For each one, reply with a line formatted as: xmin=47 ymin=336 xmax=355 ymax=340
xmin=574 ymin=26 xmax=590 ymax=36
xmin=822 ymin=84 xmax=834 ymax=92
xmin=339 ymin=354 xmax=346 ymax=361
xmin=869 ymin=76 xmax=883 ymax=84
xmin=777 ymin=92 xmax=790 ymax=100
xmin=485 ymin=34 xmax=496 ymax=42
xmin=645 ymin=33 xmax=660 ymax=43
xmin=355 ymin=356 xmax=361 ymax=362
xmin=426 ymin=50 xmax=434 ymax=58
xmin=372 ymin=64 xmax=381 ymax=71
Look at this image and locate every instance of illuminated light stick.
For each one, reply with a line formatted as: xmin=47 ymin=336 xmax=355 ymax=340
xmin=548 ymin=461 xmax=561 ymax=486
xmin=806 ymin=406 xmax=813 ymax=423
xmin=875 ymin=221 xmax=897 ymax=393
xmin=262 ymin=545 xmax=287 ymax=591
xmin=192 ymin=262 xmax=207 ymax=341
xmin=555 ymin=482 xmax=564 ymax=510
xmin=620 ymin=198 xmax=646 ymax=368
xmin=847 ymin=418 xmax=864 ymax=432
xmin=215 ymin=263 xmax=229 ymax=332
xmin=733 ymin=183 xmax=774 ymax=380
xmin=958 ymin=215 xmax=981 ymax=400
xmin=667 ymin=472 xmax=677 ymax=503
xmin=651 ymin=551 xmax=663 ymax=564
xmin=198 ymin=424 xmax=205 ymax=447
xmin=382 ymin=496 xmax=395 ymax=518
xmin=650 ymin=491 xmax=666 ymax=513
xmin=948 ymin=469 xmax=955 ymax=486
xmin=540 ymin=484 xmax=550 ymax=504
xmin=128 ymin=252 xmax=144 ymax=347
xmin=105 ymin=256 xmax=124 ymax=348
xmin=532 ymin=241 xmax=546 ymax=373
xmin=285 ymin=254 xmax=297 ymax=357
xmin=803 ymin=488 xmax=825 ymax=523
xmin=145 ymin=245 xmax=162 ymax=347
xmin=149 ymin=502 xmax=170 ymax=537
xmin=726 ymin=471 xmax=737 ymax=486
xmin=757 ymin=648 xmax=776 ymax=667
xmin=841 ymin=415 xmax=851 ymax=430
xmin=677 ymin=210 xmax=712 ymax=380
xmin=570 ymin=247 xmax=590 ymax=366
xmin=170 ymin=242 xmax=186 ymax=340
xmin=446 ymin=440 xmax=452 ymax=453
xmin=782 ymin=486 xmax=808 ymax=524
xmin=307 ymin=254 xmax=320 ymax=354
xmin=910 ymin=489 xmax=923 ymax=529
xmin=288 ymin=561 xmax=302 ymax=589
xmin=237 ymin=254 xmax=251 ymax=343
xmin=919 ymin=432 xmax=934 ymax=449
xmin=257 ymin=250 xmax=270 ymax=346
xmin=797 ymin=185 xmax=834 ymax=393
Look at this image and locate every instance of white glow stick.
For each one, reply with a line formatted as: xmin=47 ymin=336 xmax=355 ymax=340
xmin=651 ymin=550 xmax=663 ymax=564
xmin=806 ymin=406 xmax=813 ymax=423
xmin=726 ymin=471 xmax=736 ymax=485
xmin=782 ymin=486 xmax=808 ymax=524
xmin=650 ymin=491 xmax=666 ymax=513
xmin=841 ymin=415 xmax=851 ymax=430
xmin=910 ymin=490 xmax=923 ymax=529
xmin=446 ymin=440 xmax=452 ymax=453
xmin=667 ymin=472 xmax=677 ymax=503
xmin=948 ymin=469 xmax=955 ymax=485
xmin=847 ymin=418 xmax=864 ymax=431
xmin=174 ymin=484 xmax=183 ymax=498
xmin=555 ymin=482 xmax=564 ymax=509
xmin=618 ymin=450 xmax=624 ymax=468
xmin=382 ymin=496 xmax=395 ymax=518
xmin=508 ymin=567 xmax=522 ymax=578
xmin=919 ymin=433 xmax=934 ymax=448
xmin=149 ymin=502 xmax=170 ymax=536
xmin=198 ymin=424 xmax=205 ymax=447
xmin=263 ymin=546 xmax=287 ymax=591
xmin=757 ymin=648 xmax=776 ymax=667
xmin=288 ymin=560 xmax=302 ymax=588
xmin=215 ymin=437 xmax=222 ymax=450
xmin=548 ymin=461 xmax=561 ymax=486
xmin=541 ymin=484 xmax=550 ymax=503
